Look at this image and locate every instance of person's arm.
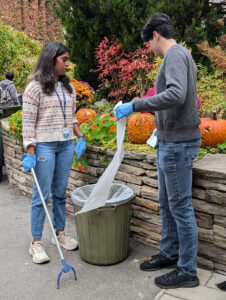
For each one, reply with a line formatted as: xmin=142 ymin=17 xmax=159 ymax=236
xmin=8 ymin=83 xmax=18 ymax=105
xmin=70 ymin=84 xmax=84 ymax=138
xmin=133 ymin=50 xmax=188 ymax=112
xmin=74 ymin=122 xmax=86 ymax=159
xmin=73 ymin=123 xmax=84 ymax=138
xmin=22 ymin=83 xmax=40 ymax=151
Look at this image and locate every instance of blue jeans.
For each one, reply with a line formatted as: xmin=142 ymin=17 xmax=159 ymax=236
xmin=156 ymin=138 xmax=201 ymax=276
xmin=31 ymin=140 xmax=74 ymax=239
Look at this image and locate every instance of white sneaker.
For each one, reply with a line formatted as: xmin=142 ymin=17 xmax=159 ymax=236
xmin=29 ymin=241 xmax=50 ymax=264
xmin=52 ymin=231 xmax=78 ymax=250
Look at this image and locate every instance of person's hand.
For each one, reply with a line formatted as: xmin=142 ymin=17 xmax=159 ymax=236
xmin=76 ymin=138 xmax=86 ymax=159
xmin=115 ymin=102 xmax=133 ymax=120
xmin=21 ymin=153 xmax=36 ymax=172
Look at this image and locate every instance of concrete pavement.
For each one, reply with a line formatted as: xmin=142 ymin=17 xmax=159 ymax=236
xmin=0 ymin=170 xmax=225 ymax=300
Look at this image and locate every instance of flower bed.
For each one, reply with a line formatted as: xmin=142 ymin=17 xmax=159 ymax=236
xmin=1 ymin=119 xmax=226 ymax=272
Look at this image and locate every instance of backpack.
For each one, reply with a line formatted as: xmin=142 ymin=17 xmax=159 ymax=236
xmin=0 ymin=83 xmax=13 ymax=104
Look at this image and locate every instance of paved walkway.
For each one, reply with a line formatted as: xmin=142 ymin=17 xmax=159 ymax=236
xmin=0 ymin=170 xmax=225 ymax=300
xmin=155 ymin=269 xmax=226 ymax=300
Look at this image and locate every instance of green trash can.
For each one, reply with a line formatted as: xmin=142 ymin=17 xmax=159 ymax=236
xmin=71 ymin=183 xmax=134 ymax=265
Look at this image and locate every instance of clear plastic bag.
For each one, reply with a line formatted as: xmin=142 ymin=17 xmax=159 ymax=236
xmin=72 ymin=183 xmax=134 ymax=207
xmin=74 ymin=102 xmax=132 ymax=215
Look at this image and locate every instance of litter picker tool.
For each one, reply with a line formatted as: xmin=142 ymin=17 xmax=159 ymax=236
xmin=31 ymin=167 xmax=77 ymax=289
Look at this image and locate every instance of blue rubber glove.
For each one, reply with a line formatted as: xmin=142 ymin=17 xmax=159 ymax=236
xmin=76 ymin=138 xmax=86 ymax=159
xmin=21 ymin=153 xmax=36 ymax=172
xmin=115 ymin=102 xmax=133 ymax=120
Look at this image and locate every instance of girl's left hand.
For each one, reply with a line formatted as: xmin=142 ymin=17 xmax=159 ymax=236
xmin=76 ymin=138 xmax=86 ymax=159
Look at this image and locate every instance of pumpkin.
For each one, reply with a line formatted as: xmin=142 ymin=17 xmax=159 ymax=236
xmin=199 ymin=112 xmax=226 ymax=148
xmin=100 ymin=113 xmax=117 ymax=122
xmin=127 ymin=113 xmax=156 ymax=144
xmin=75 ymin=108 xmax=97 ymax=124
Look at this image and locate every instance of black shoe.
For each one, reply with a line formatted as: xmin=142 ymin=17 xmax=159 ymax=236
xmin=155 ymin=267 xmax=200 ymax=289
xmin=140 ymin=253 xmax=178 ymax=271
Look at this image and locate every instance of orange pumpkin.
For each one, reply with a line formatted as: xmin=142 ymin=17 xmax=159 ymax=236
xmin=76 ymin=108 xmax=97 ymax=124
xmin=100 ymin=113 xmax=117 ymax=122
xmin=199 ymin=112 xmax=226 ymax=148
xmin=127 ymin=113 xmax=156 ymax=144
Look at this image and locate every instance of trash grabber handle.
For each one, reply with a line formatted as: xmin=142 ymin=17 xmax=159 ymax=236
xmin=31 ymin=168 xmax=64 ymax=261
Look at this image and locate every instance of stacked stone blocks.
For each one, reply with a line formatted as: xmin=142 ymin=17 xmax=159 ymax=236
xmin=1 ymin=120 xmax=226 ymax=272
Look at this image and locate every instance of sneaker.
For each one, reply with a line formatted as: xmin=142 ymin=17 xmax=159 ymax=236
xmin=52 ymin=231 xmax=78 ymax=250
xmin=155 ymin=267 xmax=200 ymax=289
xmin=140 ymin=253 xmax=178 ymax=271
xmin=29 ymin=241 xmax=50 ymax=264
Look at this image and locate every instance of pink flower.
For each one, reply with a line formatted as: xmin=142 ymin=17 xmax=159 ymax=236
xmin=79 ymin=81 xmax=94 ymax=94
xmin=141 ymin=87 xmax=156 ymax=114
xmin=197 ymin=97 xmax=202 ymax=109
xmin=144 ymin=86 xmax=156 ymax=98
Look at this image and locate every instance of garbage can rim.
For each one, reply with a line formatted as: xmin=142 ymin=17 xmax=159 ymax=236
xmin=71 ymin=183 xmax=134 ymax=207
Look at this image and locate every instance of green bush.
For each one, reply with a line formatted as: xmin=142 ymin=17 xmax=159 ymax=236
xmin=55 ymin=0 xmax=224 ymax=88
xmin=197 ymin=64 xmax=225 ymax=118
xmin=80 ymin=115 xmax=117 ymax=146
xmin=197 ymin=141 xmax=226 ymax=159
xmin=8 ymin=110 xmax=22 ymax=137
xmin=88 ymin=103 xmax=116 ymax=115
xmin=0 ymin=22 xmax=42 ymax=92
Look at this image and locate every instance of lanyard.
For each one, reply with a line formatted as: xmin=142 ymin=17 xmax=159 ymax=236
xmin=55 ymin=82 xmax=66 ymax=121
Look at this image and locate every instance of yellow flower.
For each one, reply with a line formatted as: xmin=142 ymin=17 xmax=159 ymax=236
xmin=70 ymin=78 xmax=94 ymax=104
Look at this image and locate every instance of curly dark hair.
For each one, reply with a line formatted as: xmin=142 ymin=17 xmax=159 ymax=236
xmin=28 ymin=42 xmax=73 ymax=95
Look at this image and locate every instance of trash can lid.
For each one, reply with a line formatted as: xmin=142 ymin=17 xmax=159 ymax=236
xmin=71 ymin=183 xmax=134 ymax=207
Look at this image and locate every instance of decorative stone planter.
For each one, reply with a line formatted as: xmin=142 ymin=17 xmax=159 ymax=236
xmin=1 ymin=119 xmax=226 ymax=272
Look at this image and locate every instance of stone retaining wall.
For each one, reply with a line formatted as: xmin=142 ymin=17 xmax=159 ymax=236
xmin=1 ymin=120 xmax=226 ymax=272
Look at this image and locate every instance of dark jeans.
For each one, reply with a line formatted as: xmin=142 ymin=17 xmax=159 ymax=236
xmin=157 ymin=138 xmax=201 ymax=276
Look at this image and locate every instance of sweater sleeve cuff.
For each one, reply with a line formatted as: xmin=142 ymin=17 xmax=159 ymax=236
xmin=132 ymin=101 xmax=136 ymax=112
xmin=23 ymin=140 xmax=36 ymax=151
xmin=73 ymin=118 xmax=79 ymax=124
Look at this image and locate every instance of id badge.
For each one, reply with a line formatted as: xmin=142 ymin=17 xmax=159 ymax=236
xmin=63 ymin=126 xmax=69 ymax=138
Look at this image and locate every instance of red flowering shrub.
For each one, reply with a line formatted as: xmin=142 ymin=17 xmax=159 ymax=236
xmin=95 ymin=36 xmax=155 ymax=102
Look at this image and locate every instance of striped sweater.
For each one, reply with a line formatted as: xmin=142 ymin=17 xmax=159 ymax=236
xmin=22 ymin=80 xmax=78 ymax=150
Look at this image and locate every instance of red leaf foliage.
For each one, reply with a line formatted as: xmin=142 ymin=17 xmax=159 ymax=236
xmin=95 ymin=36 xmax=156 ymax=102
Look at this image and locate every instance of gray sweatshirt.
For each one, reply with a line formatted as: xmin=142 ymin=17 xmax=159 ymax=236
xmin=0 ymin=79 xmax=18 ymax=104
xmin=133 ymin=44 xmax=201 ymax=142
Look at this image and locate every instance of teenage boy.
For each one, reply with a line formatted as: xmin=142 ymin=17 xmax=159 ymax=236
xmin=115 ymin=13 xmax=201 ymax=289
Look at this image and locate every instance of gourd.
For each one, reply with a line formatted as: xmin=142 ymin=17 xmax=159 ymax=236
xmin=75 ymin=108 xmax=97 ymax=124
xmin=199 ymin=111 xmax=226 ymax=148
xmin=127 ymin=113 xmax=155 ymax=144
